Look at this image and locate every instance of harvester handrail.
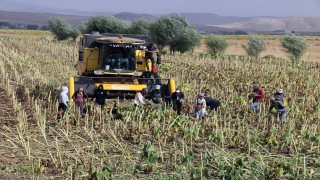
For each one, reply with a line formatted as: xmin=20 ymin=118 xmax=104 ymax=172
xmin=73 ymin=76 xmax=171 ymax=80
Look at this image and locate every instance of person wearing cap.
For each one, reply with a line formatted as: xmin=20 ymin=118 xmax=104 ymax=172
xmin=72 ymin=87 xmax=89 ymax=118
xmin=171 ymin=87 xmax=185 ymax=115
xmin=151 ymin=85 xmax=164 ymax=109
xmin=194 ymin=93 xmax=207 ymax=119
xmin=134 ymin=88 xmax=147 ymax=107
xmin=250 ymin=84 xmax=264 ymax=114
xmin=268 ymin=97 xmax=287 ymax=128
xmin=274 ymin=89 xmax=284 ymax=103
xmin=204 ymin=89 xmax=220 ymax=111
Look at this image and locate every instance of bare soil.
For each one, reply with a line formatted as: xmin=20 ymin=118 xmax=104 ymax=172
xmin=0 ymin=89 xmax=27 ymax=179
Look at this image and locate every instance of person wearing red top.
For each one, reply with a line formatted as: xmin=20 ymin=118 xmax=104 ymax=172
xmin=250 ymin=84 xmax=264 ymax=114
xmin=72 ymin=87 xmax=89 ymax=118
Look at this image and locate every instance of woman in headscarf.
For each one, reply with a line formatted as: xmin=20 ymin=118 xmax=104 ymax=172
xmin=72 ymin=87 xmax=89 ymax=118
xmin=194 ymin=93 xmax=207 ymax=119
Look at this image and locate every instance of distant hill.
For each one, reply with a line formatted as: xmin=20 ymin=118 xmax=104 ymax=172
xmin=0 ymin=11 xmax=90 ymax=26
xmin=0 ymin=0 xmax=115 ymax=16
xmin=0 ymin=10 xmax=90 ymax=26
xmin=180 ymin=13 xmax=255 ymax=25
xmin=113 ymin=12 xmax=157 ymax=21
xmin=212 ymin=17 xmax=320 ymax=32
xmin=0 ymin=10 xmax=158 ymax=26
xmin=1 ymin=9 xmax=320 ymax=33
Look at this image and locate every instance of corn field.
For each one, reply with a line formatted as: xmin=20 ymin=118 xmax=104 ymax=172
xmin=0 ymin=29 xmax=52 ymax=35
xmin=0 ymin=36 xmax=320 ymax=179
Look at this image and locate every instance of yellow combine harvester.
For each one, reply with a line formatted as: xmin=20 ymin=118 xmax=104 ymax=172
xmin=69 ymin=31 xmax=175 ymax=103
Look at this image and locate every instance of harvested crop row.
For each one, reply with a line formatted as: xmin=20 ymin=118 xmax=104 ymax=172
xmin=0 ymin=36 xmax=320 ymax=179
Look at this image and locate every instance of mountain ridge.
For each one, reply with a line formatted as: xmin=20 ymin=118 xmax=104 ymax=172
xmin=0 ymin=8 xmax=320 ymax=32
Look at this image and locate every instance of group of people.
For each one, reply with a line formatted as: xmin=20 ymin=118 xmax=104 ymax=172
xmin=133 ymin=86 xmax=221 ymax=119
xmin=58 ymin=82 xmax=287 ymax=127
xmin=250 ymin=83 xmax=287 ymax=127
xmin=57 ymin=84 xmax=107 ymax=119
xmin=133 ymin=82 xmax=287 ymax=127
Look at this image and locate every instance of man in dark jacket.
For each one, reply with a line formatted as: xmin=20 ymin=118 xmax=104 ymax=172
xmin=269 ymin=97 xmax=287 ymax=128
xmin=145 ymin=43 xmax=159 ymax=70
xmin=204 ymin=89 xmax=220 ymax=111
xmin=151 ymin=85 xmax=164 ymax=109
xmin=171 ymin=87 xmax=184 ymax=115
xmin=91 ymin=84 xmax=107 ymax=111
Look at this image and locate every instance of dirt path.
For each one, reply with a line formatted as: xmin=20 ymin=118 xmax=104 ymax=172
xmin=0 ymin=89 xmax=17 ymax=126
xmin=0 ymin=88 xmax=27 ymax=179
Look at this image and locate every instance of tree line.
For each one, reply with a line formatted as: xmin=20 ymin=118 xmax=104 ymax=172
xmin=47 ymin=14 xmax=307 ymax=63
xmin=0 ymin=21 xmax=50 ymax=30
xmin=48 ymin=14 xmax=202 ymax=53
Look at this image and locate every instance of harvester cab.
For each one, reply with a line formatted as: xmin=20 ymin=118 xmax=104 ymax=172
xmin=69 ymin=31 xmax=175 ymax=103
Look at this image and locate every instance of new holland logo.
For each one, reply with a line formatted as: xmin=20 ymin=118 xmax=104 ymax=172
xmin=111 ymin=85 xmax=131 ymax=90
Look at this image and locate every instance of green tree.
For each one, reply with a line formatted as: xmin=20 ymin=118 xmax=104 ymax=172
xmin=48 ymin=17 xmax=79 ymax=41
xmin=79 ymin=15 xmax=131 ymax=34
xmin=205 ymin=34 xmax=228 ymax=56
xmin=281 ymin=33 xmax=307 ymax=63
xmin=27 ymin=24 xmax=39 ymax=30
xmin=69 ymin=27 xmax=81 ymax=41
xmin=126 ymin=18 xmax=152 ymax=35
xmin=242 ymin=34 xmax=266 ymax=59
xmin=40 ymin=25 xmax=50 ymax=30
xmin=149 ymin=13 xmax=189 ymax=51
xmin=0 ymin=21 xmax=10 ymax=27
xmin=169 ymin=26 xmax=201 ymax=53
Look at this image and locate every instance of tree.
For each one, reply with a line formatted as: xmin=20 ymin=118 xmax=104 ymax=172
xmin=242 ymin=34 xmax=266 ymax=59
xmin=48 ymin=17 xmax=79 ymax=41
xmin=169 ymin=26 xmax=201 ymax=53
xmin=69 ymin=27 xmax=81 ymax=41
xmin=79 ymin=15 xmax=131 ymax=34
xmin=27 ymin=24 xmax=39 ymax=30
xmin=126 ymin=18 xmax=152 ymax=35
xmin=40 ymin=25 xmax=50 ymax=30
xmin=0 ymin=21 xmax=10 ymax=27
xmin=149 ymin=13 xmax=190 ymax=51
xmin=281 ymin=32 xmax=307 ymax=63
xmin=205 ymin=34 xmax=228 ymax=56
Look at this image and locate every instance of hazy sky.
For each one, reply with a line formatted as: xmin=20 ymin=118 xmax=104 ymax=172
xmin=5 ymin=0 xmax=320 ymax=17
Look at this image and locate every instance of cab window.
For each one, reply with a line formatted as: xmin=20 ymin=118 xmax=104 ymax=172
xmin=99 ymin=44 xmax=136 ymax=72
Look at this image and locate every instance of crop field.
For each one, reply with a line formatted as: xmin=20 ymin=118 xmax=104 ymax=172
xmin=0 ymin=32 xmax=320 ymax=179
xmin=0 ymin=29 xmax=52 ymax=35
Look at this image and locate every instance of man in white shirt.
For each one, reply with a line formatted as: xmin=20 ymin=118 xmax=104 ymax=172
xmin=134 ymin=88 xmax=147 ymax=106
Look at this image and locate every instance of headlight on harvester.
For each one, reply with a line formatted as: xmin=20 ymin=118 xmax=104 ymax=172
xmin=133 ymin=72 xmax=143 ymax=76
xmin=94 ymin=70 xmax=103 ymax=75
xmin=139 ymin=46 xmax=146 ymax=51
